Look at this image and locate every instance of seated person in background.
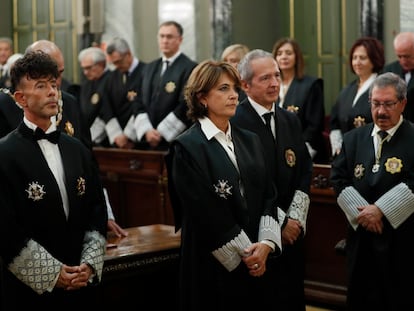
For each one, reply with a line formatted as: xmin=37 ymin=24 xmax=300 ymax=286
xmin=272 ymin=37 xmax=328 ymax=163
xmin=330 ymin=37 xmax=384 ymax=157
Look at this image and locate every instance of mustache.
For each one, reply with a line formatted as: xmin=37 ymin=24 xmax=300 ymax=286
xmin=377 ymin=114 xmax=389 ymax=120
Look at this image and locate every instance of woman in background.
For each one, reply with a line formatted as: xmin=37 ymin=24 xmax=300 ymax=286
xmin=329 ymin=37 xmax=384 ymax=157
xmin=272 ymin=37 xmax=328 ymax=163
xmin=221 ymin=43 xmax=250 ymax=101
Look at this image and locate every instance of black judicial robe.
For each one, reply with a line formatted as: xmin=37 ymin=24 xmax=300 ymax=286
xmin=135 ymin=54 xmax=197 ymax=148
xmin=166 ymin=122 xmax=279 ymax=311
xmin=331 ymin=120 xmax=414 ymax=310
xmin=232 ymin=100 xmax=312 ymax=311
xmin=330 ymin=79 xmax=373 ymax=134
xmin=79 ymin=70 xmax=111 ymax=147
xmin=0 ymin=123 xmax=107 ymax=310
xmin=0 ymin=91 xmax=22 ymax=138
xmin=102 ymin=62 xmax=146 ymax=130
xmin=277 ymin=75 xmax=328 ymax=163
xmin=79 ymin=70 xmax=111 ymax=127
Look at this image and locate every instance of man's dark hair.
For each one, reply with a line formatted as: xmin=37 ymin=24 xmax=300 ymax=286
xmin=160 ymin=20 xmax=183 ymax=36
xmin=10 ymin=50 xmax=59 ymax=92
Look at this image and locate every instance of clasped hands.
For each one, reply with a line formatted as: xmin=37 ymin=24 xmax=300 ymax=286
xmin=56 ymin=263 xmax=94 ymax=290
xmin=357 ymin=204 xmax=384 ymax=234
xmin=241 ymin=242 xmax=272 ymax=278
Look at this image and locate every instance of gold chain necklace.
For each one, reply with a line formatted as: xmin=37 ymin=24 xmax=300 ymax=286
xmin=372 ymin=131 xmax=389 ymax=173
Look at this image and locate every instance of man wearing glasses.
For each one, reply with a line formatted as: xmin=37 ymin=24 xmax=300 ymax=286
xmin=331 ymin=72 xmax=414 ymax=310
xmin=133 ymin=20 xmax=197 ymax=150
xmin=105 ymin=37 xmax=147 ymax=149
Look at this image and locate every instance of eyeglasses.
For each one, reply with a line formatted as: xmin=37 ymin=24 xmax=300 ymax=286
xmin=370 ymin=100 xmax=400 ymax=110
xmin=81 ymin=64 xmax=97 ymax=71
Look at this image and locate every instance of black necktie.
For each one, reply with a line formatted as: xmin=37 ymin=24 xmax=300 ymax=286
xmin=263 ymin=112 xmax=273 ymax=133
xmin=378 ymin=130 xmax=389 ymax=141
xmin=34 ymin=127 xmax=60 ymax=144
xmin=161 ymin=60 xmax=169 ymax=76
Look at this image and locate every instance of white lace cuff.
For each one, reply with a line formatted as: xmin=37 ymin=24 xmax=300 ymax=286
xmin=157 ymin=112 xmax=186 ymax=142
xmin=8 ymin=239 xmax=62 ymax=294
xmin=287 ymin=190 xmax=310 ymax=234
xmin=211 ymin=230 xmax=252 ymax=272
xmin=81 ymin=231 xmax=106 ymax=281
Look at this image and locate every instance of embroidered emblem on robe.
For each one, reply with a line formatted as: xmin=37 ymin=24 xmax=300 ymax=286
xmin=165 ymin=81 xmax=176 ymax=93
xmin=127 ymin=90 xmax=137 ymax=101
xmin=77 ymin=177 xmax=86 ymax=196
xmin=286 ymin=105 xmax=299 ymax=113
xmin=64 ymin=121 xmax=74 ymax=137
xmin=26 ymin=181 xmax=46 ymax=201
xmin=354 ymin=164 xmax=365 ymax=178
xmin=353 ymin=116 xmax=366 ymax=128
xmin=285 ymin=149 xmax=296 ymax=167
xmin=385 ymin=157 xmax=403 ymax=174
xmin=91 ymin=93 xmax=99 ymax=105
xmin=213 ymin=180 xmax=232 ymax=199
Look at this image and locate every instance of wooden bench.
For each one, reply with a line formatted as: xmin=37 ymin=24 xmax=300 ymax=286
xmin=100 ymin=224 xmax=180 ymax=309
xmin=93 ymin=147 xmax=174 ymax=227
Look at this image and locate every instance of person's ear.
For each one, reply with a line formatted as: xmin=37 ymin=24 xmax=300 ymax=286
xmin=400 ymin=98 xmax=407 ymax=112
xmin=240 ymin=80 xmax=249 ymax=91
xmin=13 ymin=90 xmax=26 ymax=108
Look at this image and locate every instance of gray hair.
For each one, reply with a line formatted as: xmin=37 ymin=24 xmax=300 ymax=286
xmin=78 ymin=47 xmax=106 ymax=64
xmin=106 ymin=37 xmax=131 ymax=55
xmin=369 ymin=72 xmax=407 ymax=101
xmin=237 ymin=49 xmax=274 ymax=83
xmin=0 ymin=37 xmax=12 ymax=48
